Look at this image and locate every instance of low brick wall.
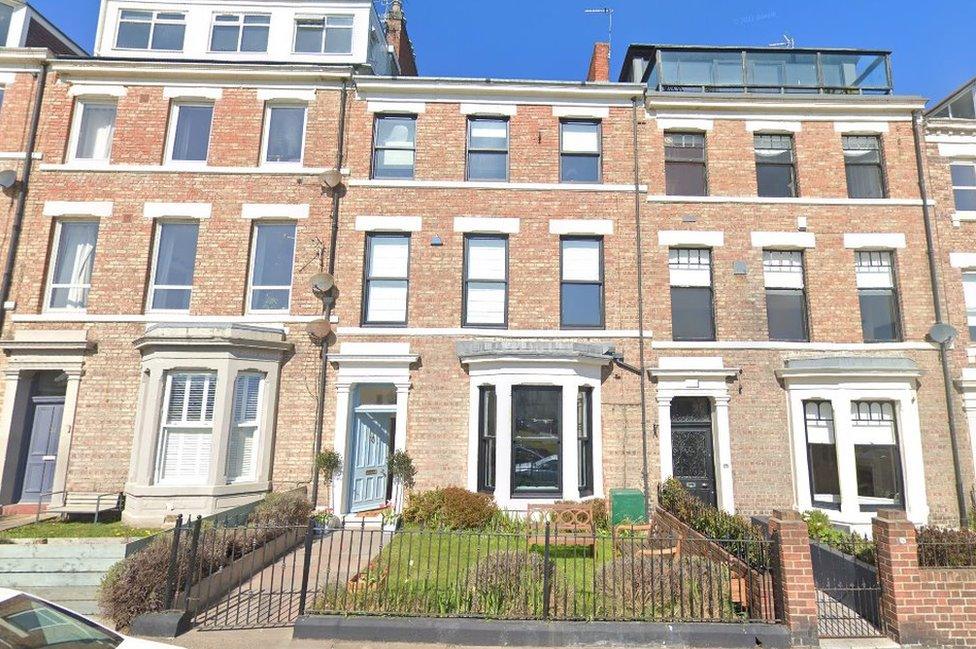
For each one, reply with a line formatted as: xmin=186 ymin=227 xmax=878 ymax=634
xmin=874 ymin=510 xmax=976 ymax=648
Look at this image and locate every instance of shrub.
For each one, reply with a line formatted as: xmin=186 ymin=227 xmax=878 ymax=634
xmin=595 ymin=553 xmax=730 ymax=619
xmin=803 ymin=510 xmax=876 ymax=565
xmin=467 ymin=551 xmax=546 ymax=616
xmin=402 ymin=488 xmax=446 ymax=526
xmin=659 ymin=478 xmax=765 ymax=567
xmin=402 ymin=487 xmax=498 ymax=530
xmin=388 ymin=450 xmax=417 ymax=490
xmin=99 ymin=491 xmax=312 ymax=629
xmin=315 ymin=450 xmax=342 ymax=483
xmin=917 ymin=526 xmax=976 ymax=567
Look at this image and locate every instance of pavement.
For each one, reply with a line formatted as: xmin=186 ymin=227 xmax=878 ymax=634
xmin=155 ymin=627 xmax=518 ymax=649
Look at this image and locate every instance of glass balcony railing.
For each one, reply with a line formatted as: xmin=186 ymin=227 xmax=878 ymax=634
xmin=644 ymin=47 xmax=892 ymax=95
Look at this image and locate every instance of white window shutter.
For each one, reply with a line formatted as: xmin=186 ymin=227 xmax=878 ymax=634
xmin=366 ymin=280 xmax=408 ymax=322
xmin=467 ymin=238 xmax=506 ymax=281
xmin=562 ymin=239 xmax=601 ymax=281
xmin=669 ymin=248 xmax=712 ymax=287
xmin=227 ymin=373 xmax=263 ymax=483
xmin=855 ymin=251 xmax=894 ymax=289
xmin=466 ymin=284 xmax=505 ymax=324
xmin=157 ymin=372 xmax=217 ymax=486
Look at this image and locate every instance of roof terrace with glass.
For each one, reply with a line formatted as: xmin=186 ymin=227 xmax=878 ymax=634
xmin=620 ymin=45 xmax=893 ymax=95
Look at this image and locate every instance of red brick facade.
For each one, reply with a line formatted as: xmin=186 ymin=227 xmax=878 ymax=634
xmin=0 ymin=40 xmax=971 ymax=532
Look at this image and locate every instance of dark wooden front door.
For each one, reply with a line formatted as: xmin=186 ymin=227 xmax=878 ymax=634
xmin=19 ymin=397 xmax=64 ymax=503
xmin=670 ymin=396 xmax=717 ymax=508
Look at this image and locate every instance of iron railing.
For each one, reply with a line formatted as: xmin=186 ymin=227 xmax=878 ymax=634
xmin=917 ymin=535 xmax=976 ymax=568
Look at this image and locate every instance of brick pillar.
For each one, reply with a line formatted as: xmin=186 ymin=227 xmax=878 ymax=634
xmin=873 ymin=509 xmax=934 ymax=645
xmin=768 ymin=509 xmax=818 ymax=645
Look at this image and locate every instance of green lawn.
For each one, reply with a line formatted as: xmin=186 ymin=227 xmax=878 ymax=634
xmin=315 ymin=526 xmax=741 ymax=622
xmin=0 ymin=520 xmax=158 ymax=539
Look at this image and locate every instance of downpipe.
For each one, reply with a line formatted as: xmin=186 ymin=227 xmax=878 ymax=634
xmin=912 ymin=109 xmax=969 ymax=526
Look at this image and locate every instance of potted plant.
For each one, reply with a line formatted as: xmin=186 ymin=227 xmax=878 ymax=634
xmin=386 ymin=450 xmax=416 ymax=530
xmin=315 ymin=449 xmax=342 ymax=530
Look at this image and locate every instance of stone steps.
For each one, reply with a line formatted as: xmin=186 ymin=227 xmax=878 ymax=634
xmin=26 ymin=586 xmax=102 ymax=616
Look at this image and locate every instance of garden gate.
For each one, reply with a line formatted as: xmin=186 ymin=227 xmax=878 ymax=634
xmin=809 ymin=541 xmax=885 ymax=638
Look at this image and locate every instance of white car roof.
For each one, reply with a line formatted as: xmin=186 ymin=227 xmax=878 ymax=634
xmin=0 ymin=588 xmax=20 ymax=603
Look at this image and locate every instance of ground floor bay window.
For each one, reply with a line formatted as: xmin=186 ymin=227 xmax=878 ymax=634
xmin=124 ymin=324 xmax=291 ymax=525
xmin=458 ymin=341 xmax=610 ymax=509
xmin=780 ymin=356 xmax=927 ymax=529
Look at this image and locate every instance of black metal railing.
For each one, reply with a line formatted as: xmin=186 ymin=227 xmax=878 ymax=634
xmin=918 ymin=536 xmax=976 ymax=568
xmin=308 ymin=521 xmax=775 ymax=623
xmin=160 ymin=517 xmax=778 ymax=630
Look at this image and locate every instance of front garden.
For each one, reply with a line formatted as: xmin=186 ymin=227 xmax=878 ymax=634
xmin=313 ymin=483 xmax=774 ymax=623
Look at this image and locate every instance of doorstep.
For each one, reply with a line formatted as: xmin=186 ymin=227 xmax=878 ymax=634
xmin=293 ymin=615 xmax=792 ymax=648
xmin=820 ymin=640 xmax=899 ymax=649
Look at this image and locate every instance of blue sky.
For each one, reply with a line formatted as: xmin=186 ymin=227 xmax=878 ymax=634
xmin=33 ymin=0 xmax=976 ymax=104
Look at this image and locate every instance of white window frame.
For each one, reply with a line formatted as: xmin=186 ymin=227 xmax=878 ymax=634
xmin=114 ymin=9 xmax=186 ymax=51
xmin=292 ymin=15 xmax=354 ymax=55
xmin=208 ymin=12 xmax=271 ymax=53
xmin=226 ymin=371 xmax=265 ymax=484
xmin=148 ymin=220 xmax=198 ymax=314
xmin=963 ymin=272 xmax=976 ymax=338
xmin=952 ymin=162 xmax=976 ymax=217
xmin=154 ymin=371 xmax=217 ymax=487
xmin=260 ymin=102 xmax=308 ymax=166
xmin=43 ymin=219 xmax=99 ymax=313
xmin=165 ymin=102 xmax=214 ymax=166
xmin=67 ymin=99 xmax=117 ymax=164
xmin=246 ymin=220 xmax=297 ymax=314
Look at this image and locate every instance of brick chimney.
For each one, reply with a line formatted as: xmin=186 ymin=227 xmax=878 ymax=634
xmin=385 ymin=0 xmax=418 ymax=77
xmin=586 ymin=42 xmax=610 ymax=82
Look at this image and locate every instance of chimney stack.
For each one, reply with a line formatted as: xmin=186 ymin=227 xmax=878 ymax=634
xmin=586 ymin=42 xmax=611 ymax=82
xmin=385 ymin=0 xmax=418 ymax=76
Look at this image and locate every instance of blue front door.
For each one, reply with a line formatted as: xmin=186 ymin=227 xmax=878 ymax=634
xmin=348 ymin=411 xmax=393 ymax=513
xmin=19 ymin=397 xmax=64 ymax=503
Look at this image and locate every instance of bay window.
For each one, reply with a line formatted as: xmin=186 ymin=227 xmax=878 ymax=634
xmin=512 ymin=386 xmax=562 ymax=497
xmin=46 ymin=220 xmax=99 ymax=311
xmin=577 ymin=387 xmax=594 ymax=497
xmin=476 ymin=386 xmax=496 ymax=494
xmin=561 ymin=237 xmax=604 ymax=328
xmin=855 ymin=251 xmax=901 ymax=342
xmin=156 ymin=372 xmax=216 ymax=486
xmin=248 ymin=222 xmax=296 ymax=312
xmin=227 ymin=373 xmax=263 ymax=484
xmin=763 ymin=250 xmax=808 ymax=341
xmin=463 ymin=235 xmax=507 ymax=327
xmin=149 ymin=221 xmax=199 ymax=312
xmin=669 ymin=248 xmax=715 ymax=341
xmin=71 ymin=101 xmax=117 ymax=162
xmin=363 ymin=234 xmax=410 ymax=325
xmin=803 ymin=401 xmax=840 ymax=508
xmin=851 ymin=401 xmax=903 ymax=509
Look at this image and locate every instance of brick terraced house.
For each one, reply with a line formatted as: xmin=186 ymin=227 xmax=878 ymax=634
xmin=0 ymin=0 xmax=970 ymax=534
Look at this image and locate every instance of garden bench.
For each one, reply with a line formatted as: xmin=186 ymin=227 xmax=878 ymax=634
xmin=39 ymin=491 xmax=122 ymax=523
xmin=526 ymin=502 xmax=596 ymax=549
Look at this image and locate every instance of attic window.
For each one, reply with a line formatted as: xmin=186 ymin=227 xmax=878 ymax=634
xmin=116 ymin=10 xmax=186 ymax=51
xmin=294 ymin=15 xmax=354 ymax=55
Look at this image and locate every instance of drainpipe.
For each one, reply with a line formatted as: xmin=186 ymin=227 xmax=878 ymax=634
xmin=912 ymin=109 xmax=969 ymax=527
xmin=0 ymin=61 xmax=48 ymax=335
xmin=309 ymin=77 xmax=349 ymax=508
xmin=631 ymin=97 xmax=651 ymax=509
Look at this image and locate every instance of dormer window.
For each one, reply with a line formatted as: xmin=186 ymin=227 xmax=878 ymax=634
xmin=211 ymin=13 xmax=270 ymax=53
xmin=116 ymin=9 xmax=186 ymax=51
xmin=294 ymin=16 xmax=354 ymax=54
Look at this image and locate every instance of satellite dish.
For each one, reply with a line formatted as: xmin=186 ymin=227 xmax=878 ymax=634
xmin=306 ymin=318 xmax=332 ymax=340
xmin=310 ymin=272 xmax=335 ymax=296
xmin=929 ymin=323 xmax=958 ymax=345
xmin=0 ymin=170 xmax=17 ymax=190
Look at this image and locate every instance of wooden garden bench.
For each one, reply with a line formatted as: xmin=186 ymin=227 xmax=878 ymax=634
xmin=526 ymin=502 xmax=596 ymax=548
xmin=40 ymin=491 xmax=122 ymax=523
